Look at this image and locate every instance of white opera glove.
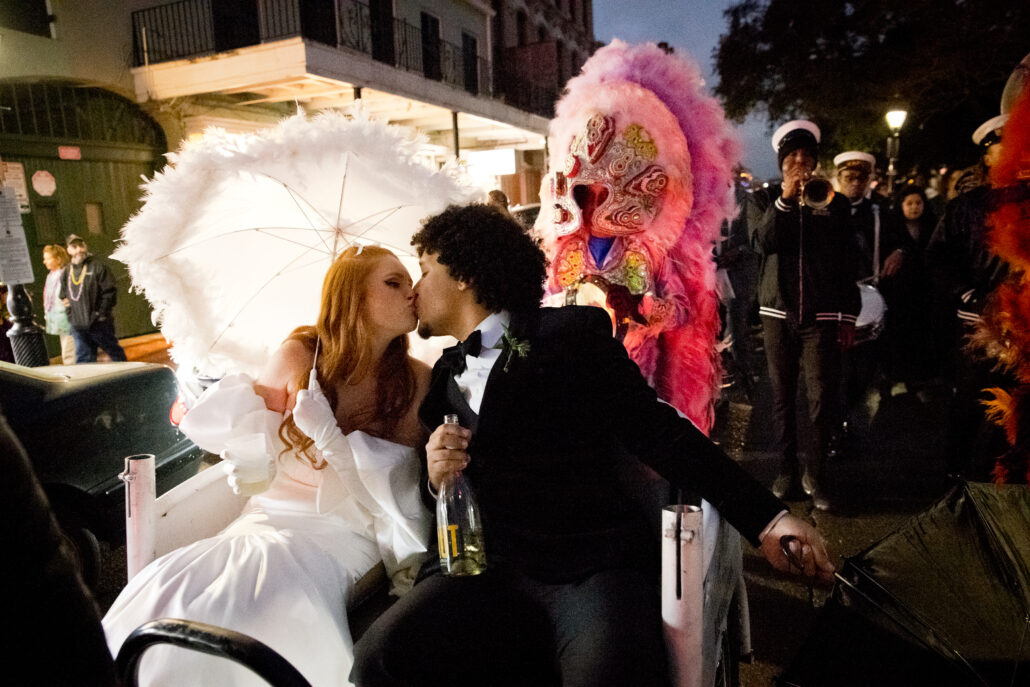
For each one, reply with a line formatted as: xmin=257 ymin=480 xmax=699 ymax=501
xmin=293 ymin=371 xmax=358 ymax=478
xmin=179 ymin=373 xmax=281 ymax=496
xmin=221 ymin=435 xmax=276 ymax=496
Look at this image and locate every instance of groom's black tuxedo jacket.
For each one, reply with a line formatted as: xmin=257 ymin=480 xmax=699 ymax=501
xmin=419 ymin=306 xmax=785 ymax=583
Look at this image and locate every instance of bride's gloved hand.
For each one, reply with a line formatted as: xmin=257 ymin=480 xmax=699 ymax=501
xmin=221 ymin=437 xmax=275 ymax=496
xmin=293 ymin=369 xmax=355 ymax=472
xmin=183 ymin=374 xmax=281 ymax=496
xmin=294 ymin=370 xmax=383 ymax=514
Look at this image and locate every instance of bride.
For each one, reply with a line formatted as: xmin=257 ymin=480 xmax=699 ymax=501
xmin=103 ymin=245 xmax=432 ymax=686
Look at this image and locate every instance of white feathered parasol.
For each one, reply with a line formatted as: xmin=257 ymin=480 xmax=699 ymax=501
xmin=115 ymin=107 xmax=478 ymax=378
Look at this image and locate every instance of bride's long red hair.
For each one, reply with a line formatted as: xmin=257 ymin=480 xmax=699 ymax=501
xmin=279 ymin=245 xmax=416 ymax=467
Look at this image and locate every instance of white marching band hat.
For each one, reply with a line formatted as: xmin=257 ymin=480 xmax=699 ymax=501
xmin=771 ymin=120 xmax=821 ymax=152
xmin=972 ymin=114 xmax=1008 ymax=146
xmin=833 ymin=151 xmax=876 ymax=169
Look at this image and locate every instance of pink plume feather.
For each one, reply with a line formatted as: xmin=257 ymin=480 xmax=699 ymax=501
xmin=544 ymin=40 xmax=739 ymax=431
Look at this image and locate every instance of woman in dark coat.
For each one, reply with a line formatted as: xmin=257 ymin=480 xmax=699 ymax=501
xmin=880 ymin=186 xmax=938 ymax=387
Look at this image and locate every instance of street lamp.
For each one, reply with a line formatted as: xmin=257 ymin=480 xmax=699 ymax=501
xmin=884 ymin=109 xmax=907 ymax=197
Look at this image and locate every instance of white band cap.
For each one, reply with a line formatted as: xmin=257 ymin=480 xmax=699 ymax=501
xmin=972 ymin=114 xmax=1008 ymax=145
xmin=833 ymin=151 xmax=876 ymax=169
xmin=772 ymin=120 xmax=821 ymax=152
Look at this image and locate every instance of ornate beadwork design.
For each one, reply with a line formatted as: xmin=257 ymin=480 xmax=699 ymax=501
xmin=607 ymin=143 xmax=635 ymax=177
xmin=555 ymin=241 xmax=587 ymax=287
xmin=583 ymin=114 xmax=616 ymax=163
xmin=624 ymin=124 xmax=658 ymax=160
xmin=553 ymin=238 xmax=652 ymax=296
xmin=626 ymin=165 xmax=668 ymax=197
xmin=617 ymin=251 xmax=649 ymax=294
xmin=551 ymin=113 xmax=668 ymax=240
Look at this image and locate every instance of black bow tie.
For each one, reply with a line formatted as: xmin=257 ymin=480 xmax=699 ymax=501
xmin=442 ymin=330 xmax=482 ymax=375
xmin=459 ymin=330 xmax=482 ymax=358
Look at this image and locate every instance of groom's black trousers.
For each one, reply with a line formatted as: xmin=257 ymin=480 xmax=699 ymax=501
xmin=351 ymin=563 xmax=667 ymax=686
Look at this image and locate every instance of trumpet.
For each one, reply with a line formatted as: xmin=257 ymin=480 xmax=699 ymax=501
xmin=800 ymin=175 xmax=835 ymax=209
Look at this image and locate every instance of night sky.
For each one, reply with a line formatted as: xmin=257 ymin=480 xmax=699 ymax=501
xmin=592 ymin=0 xmax=778 ymax=179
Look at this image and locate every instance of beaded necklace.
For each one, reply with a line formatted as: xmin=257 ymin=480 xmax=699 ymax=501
xmin=68 ymin=262 xmax=88 ymax=302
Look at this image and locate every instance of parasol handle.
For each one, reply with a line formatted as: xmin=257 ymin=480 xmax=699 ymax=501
xmin=307 ymin=366 xmax=320 ymax=394
xmin=309 ymin=338 xmax=321 ymax=391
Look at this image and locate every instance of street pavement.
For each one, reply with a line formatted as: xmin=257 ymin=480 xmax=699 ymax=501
xmin=94 ymin=332 xmax=960 ymax=686
xmin=713 ymin=342 xmax=957 ymax=686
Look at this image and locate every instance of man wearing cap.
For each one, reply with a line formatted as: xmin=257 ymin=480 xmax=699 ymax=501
xmin=834 ymin=151 xmax=906 ymax=437
xmin=58 ymin=235 xmax=127 ymax=363
xmin=926 ymin=114 xmax=1010 ymax=479
xmin=748 ymin=120 xmax=861 ymax=510
xmin=835 ymin=151 xmax=906 ymax=283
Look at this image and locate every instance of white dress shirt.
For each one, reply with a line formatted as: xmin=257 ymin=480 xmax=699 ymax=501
xmin=453 ymin=310 xmax=510 ymax=414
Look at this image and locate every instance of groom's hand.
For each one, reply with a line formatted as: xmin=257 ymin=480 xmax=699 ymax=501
xmin=426 ymin=422 xmax=471 ymax=492
xmin=759 ymin=514 xmax=836 ymax=585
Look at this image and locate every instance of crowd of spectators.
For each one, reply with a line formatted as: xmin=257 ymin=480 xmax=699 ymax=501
xmin=720 ymin=113 xmax=1014 ymax=503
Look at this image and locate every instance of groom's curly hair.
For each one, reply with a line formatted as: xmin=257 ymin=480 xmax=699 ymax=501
xmin=412 ymin=203 xmax=547 ymax=316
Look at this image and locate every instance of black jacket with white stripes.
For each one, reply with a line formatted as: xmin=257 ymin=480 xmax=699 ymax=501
xmin=747 ymin=185 xmax=861 ymax=327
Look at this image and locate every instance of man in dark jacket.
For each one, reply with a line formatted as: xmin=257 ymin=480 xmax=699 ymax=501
xmin=717 ymin=174 xmax=762 ymax=399
xmin=58 ymin=234 xmax=126 ymax=363
xmin=352 ymin=204 xmax=834 ymax=687
xmin=833 ymin=150 xmax=906 ymax=434
xmin=926 ymin=114 xmax=1010 ymax=479
xmin=749 ymin=121 xmax=861 ymax=510
xmin=835 ymin=151 xmax=905 ymax=284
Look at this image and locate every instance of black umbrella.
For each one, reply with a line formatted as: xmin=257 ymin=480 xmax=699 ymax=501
xmin=779 ymin=481 xmax=1030 ymax=687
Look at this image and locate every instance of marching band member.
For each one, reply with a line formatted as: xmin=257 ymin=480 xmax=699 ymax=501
xmin=833 ymin=151 xmax=904 ymax=436
xmin=927 ymin=114 xmax=1011 ymax=480
xmin=749 ymin=121 xmax=861 ymax=510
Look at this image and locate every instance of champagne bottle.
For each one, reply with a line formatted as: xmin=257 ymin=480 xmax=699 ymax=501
xmin=437 ymin=414 xmax=486 ymax=576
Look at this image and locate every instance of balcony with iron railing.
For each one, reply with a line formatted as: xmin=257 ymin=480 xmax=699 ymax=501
xmin=130 ymin=0 xmax=503 ymax=103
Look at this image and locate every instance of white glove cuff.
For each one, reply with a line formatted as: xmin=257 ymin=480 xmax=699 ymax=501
xmin=222 ymin=433 xmax=275 ymax=494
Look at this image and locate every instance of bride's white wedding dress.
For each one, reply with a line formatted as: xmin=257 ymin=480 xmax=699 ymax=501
xmin=102 ymin=375 xmax=430 ymax=687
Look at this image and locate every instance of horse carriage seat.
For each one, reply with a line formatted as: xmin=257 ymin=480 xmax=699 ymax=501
xmin=119 ymin=450 xmax=750 ymax=687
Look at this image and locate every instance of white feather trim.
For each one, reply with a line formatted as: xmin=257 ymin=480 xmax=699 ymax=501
xmin=115 ymin=106 xmax=477 ymax=378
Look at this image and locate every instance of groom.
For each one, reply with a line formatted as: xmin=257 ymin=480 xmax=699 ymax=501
xmin=352 ymin=204 xmax=834 ymax=686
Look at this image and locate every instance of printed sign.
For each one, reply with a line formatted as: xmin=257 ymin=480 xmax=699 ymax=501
xmin=0 ymin=189 xmax=35 ymax=284
xmin=1 ymin=161 xmax=31 ymax=213
xmin=32 ymin=169 xmax=57 ymax=197
xmin=58 ymin=146 xmax=82 ymax=160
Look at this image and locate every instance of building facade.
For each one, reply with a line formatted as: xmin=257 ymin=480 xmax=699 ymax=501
xmin=489 ymin=0 xmax=598 ymax=203
xmin=1 ymin=0 xmax=594 ymax=345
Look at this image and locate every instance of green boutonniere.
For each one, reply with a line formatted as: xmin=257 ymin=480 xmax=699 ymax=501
xmin=494 ymin=326 xmax=531 ymax=372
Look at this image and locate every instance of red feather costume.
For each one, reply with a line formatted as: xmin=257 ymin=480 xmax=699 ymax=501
xmin=974 ymin=76 xmax=1030 ymax=484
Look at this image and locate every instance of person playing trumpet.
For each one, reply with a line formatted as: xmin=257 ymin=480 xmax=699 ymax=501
xmin=834 ymin=151 xmax=908 ymax=443
xmin=747 ymin=120 xmax=861 ymax=510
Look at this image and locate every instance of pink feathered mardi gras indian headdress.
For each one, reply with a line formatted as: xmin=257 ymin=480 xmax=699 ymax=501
xmin=537 ymin=40 xmax=739 ymax=433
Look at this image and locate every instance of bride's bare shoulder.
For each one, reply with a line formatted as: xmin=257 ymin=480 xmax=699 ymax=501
xmin=385 ymin=357 xmax=430 ymax=447
xmin=255 ymin=339 xmax=312 ymax=413
xmin=409 ymin=357 xmax=432 ymax=391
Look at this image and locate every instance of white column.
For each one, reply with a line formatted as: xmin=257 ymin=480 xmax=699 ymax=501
xmin=662 ymin=504 xmax=704 ymax=687
xmin=121 ymin=453 xmax=157 ymax=580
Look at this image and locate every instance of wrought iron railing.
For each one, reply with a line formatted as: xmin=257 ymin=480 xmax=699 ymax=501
xmin=337 ymin=1 xmax=371 ymax=54
xmin=130 ymin=0 xmax=497 ymax=100
xmin=261 ymin=0 xmax=302 ymax=41
xmin=132 ymin=0 xmax=215 ymax=65
xmin=503 ymin=78 xmax=557 ymax=119
xmin=393 ymin=18 xmax=422 ymax=75
xmin=440 ymin=40 xmax=462 ymax=91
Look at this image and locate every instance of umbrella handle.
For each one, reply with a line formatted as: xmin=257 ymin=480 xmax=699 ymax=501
xmin=309 ymin=339 xmax=321 ymax=392
xmin=780 ymin=535 xmax=817 ymax=607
